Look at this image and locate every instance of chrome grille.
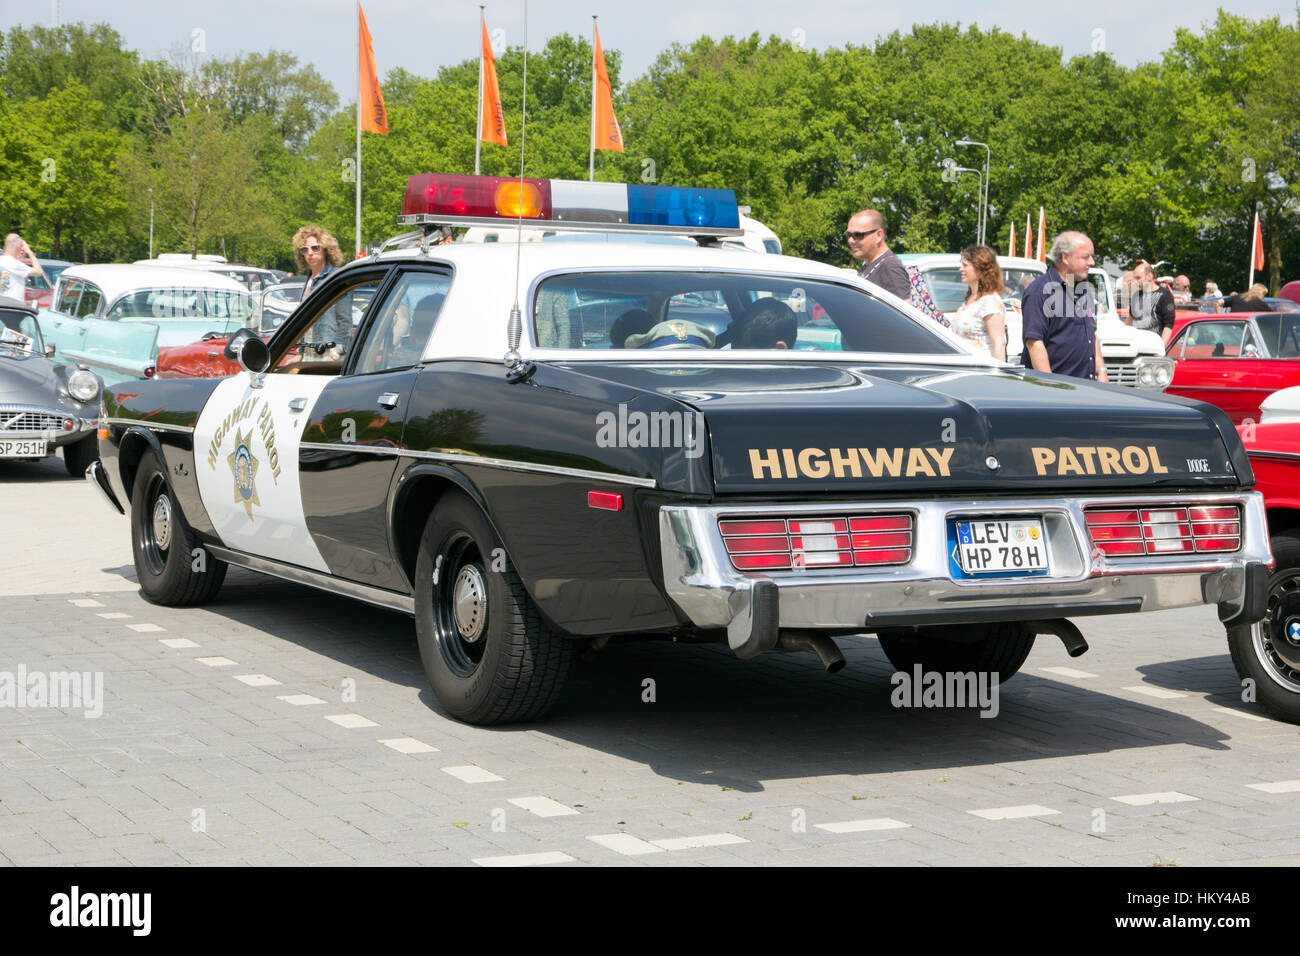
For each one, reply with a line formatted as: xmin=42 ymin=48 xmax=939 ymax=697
xmin=1105 ymin=362 xmax=1139 ymax=386
xmin=0 ymin=404 xmax=65 ymax=432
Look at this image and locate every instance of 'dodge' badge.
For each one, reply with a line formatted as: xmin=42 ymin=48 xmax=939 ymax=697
xmin=227 ymin=426 xmax=261 ymax=520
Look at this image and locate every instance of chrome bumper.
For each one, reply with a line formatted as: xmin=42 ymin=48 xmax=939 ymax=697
xmin=87 ymin=459 xmax=124 ymax=515
xmin=659 ymin=492 xmax=1272 ymax=656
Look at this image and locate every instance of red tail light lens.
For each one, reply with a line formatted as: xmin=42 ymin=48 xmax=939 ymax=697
xmin=719 ymin=513 xmax=913 ymax=572
xmin=1085 ymin=504 xmax=1241 ymax=557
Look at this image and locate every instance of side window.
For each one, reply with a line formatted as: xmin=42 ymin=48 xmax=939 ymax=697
xmin=352 ymin=273 xmax=452 ymax=374
xmin=56 ymin=279 xmax=83 ymax=316
xmin=1184 ymin=321 xmax=1246 ymax=359
xmin=272 ymin=277 xmax=381 ymax=375
xmin=75 ymin=284 xmax=102 ymax=318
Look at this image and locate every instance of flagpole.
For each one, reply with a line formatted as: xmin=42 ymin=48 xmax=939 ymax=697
xmin=588 ymin=15 xmax=597 ymax=182
xmin=1248 ymin=207 xmax=1258 ymax=290
xmin=475 ymin=6 xmax=485 ymax=175
xmin=355 ymin=3 xmax=362 ymax=256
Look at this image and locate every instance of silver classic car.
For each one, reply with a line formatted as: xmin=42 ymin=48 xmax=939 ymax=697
xmin=0 ymin=296 xmax=101 ymax=476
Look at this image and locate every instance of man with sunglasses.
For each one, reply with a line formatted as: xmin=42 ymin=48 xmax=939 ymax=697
xmin=846 ymin=209 xmax=910 ymax=301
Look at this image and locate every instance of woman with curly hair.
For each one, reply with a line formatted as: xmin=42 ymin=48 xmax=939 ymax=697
xmin=948 ymin=244 xmax=1007 ymax=361
xmin=292 ymin=225 xmax=344 ymax=299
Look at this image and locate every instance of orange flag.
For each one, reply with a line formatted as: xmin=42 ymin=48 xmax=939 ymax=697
xmin=359 ymin=6 xmax=388 ymax=135
xmin=1036 ymin=207 xmax=1046 ymax=263
xmin=1252 ymin=212 xmax=1265 ymax=271
xmin=592 ymin=24 xmax=624 ymax=152
xmin=479 ymin=18 xmax=507 ymax=146
xmin=1024 ymin=213 xmax=1032 ymax=259
xmin=1008 ymin=224 xmax=1016 ymax=259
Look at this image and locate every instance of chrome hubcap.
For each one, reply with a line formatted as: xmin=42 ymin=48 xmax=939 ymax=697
xmin=1251 ymin=576 xmax=1300 ymax=691
xmin=152 ymin=495 xmax=172 ymax=553
xmin=453 ymin=565 xmax=486 ymax=642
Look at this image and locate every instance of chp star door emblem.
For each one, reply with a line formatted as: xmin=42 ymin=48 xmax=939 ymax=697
xmin=227 ymin=426 xmax=261 ymax=520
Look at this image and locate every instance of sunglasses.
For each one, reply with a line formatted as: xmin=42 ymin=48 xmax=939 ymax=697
xmin=298 ymin=243 xmax=322 ymax=254
xmin=845 ymin=229 xmax=880 ymax=241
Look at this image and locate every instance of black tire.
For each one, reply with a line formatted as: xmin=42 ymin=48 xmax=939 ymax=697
xmin=413 ymin=491 xmax=570 ymax=725
xmin=876 ymin=622 xmax=1035 ymax=683
xmin=130 ymin=451 xmax=227 ymax=606
xmin=1226 ymin=531 xmax=1300 ymax=724
xmin=63 ymin=435 xmax=97 ymax=478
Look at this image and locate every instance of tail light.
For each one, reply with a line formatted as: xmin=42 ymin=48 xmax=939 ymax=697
xmin=1085 ymin=504 xmax=1240 ymax=557
xmin=719 ymin=514 xmax=913 ymax=572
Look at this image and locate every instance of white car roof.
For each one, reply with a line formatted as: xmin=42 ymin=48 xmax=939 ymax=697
xmin=344 ymin=239 xmax=996 ymax=367
xmin=59 ymin=263 xmax=250 ymax=302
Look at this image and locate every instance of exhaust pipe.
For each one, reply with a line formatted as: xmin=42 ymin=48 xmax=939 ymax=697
xmin=1032 ymin=619 xmax=1089 ymax=658
xmin=777 ymin=631 xmax=846 ymax=673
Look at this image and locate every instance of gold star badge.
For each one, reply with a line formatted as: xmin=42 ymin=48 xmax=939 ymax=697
xmin=227 ymin=426 xmax=261 ymax=520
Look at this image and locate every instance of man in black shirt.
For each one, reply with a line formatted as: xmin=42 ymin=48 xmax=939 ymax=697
xmin=1130 ymin=264 xmax=1177 ymax=344
xmin=847 ymin=209 xmax=911 ymax=301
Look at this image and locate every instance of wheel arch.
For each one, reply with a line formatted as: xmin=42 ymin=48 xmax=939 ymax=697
xmin=117 ymin=427 xmax=169 ymax=507
xmin=1266 ymin=506 xmax=1300 ymax=538
xmin=391 ymin=463 xmax=496 ymax=591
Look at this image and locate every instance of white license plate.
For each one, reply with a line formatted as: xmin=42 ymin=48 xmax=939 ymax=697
xmin=954 ymin=518 xmax=1048 ymax=575
xmin=0 ymin=439 xmax=48 ymax=458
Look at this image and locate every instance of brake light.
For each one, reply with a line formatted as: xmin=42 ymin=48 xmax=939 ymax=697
xmin=720 ymin=513 xmax=913 ymax=572
xmin=1085 ymin=504 xmax=1241 ymax=557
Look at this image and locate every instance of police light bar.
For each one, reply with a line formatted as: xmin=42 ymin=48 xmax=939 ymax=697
xmin=400 ymin=173 xmax=742 ymax=236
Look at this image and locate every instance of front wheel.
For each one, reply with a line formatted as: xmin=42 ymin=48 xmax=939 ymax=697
xmin=1226 ymin=532 xmax=1300 ymax=724
xmin=876 ymin=622 xmax=1035 ymax=683
xmin=130 ymin=451 xmax=227 ymax=606
xmin=414 ymin=492 xmax=570 ymax=725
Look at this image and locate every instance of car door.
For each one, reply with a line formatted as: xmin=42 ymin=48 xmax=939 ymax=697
xmin=1252 ymin=315 xmax=1300 ymax=418
xmin=299 ymin=267 xmax=452 ymax=591
xmin=1167 ymin=319 xmax=1257 ymax=422
xmin=192 ymin=268 xmax=390 ymax=573
xmin=40 ymin=278 xmax=87 ymax=360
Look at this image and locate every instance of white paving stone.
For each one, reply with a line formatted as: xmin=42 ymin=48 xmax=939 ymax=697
xmin=1038 ymin=666 xmax=1098 ymax=679
xmin=473 ymin=851 xmax=575 ymax=867
xmin=1213 ymin=706 xmax=1268 ymax=722
xmin=1122 ymin=684 xmax=1188 ymax=700
xmin=379 ymin=737 xmax=439 ymax=754
xmin=1247 ymin=780 xmax=1300 ymax=794
xmin=968 ymin=805 xmax=1061 ymax=820
xmin=587 ymin=833 xmax=665 ymax=856
xmin=277 ymin=694 xmax=326 ymax=706
xmin=650 ymin=833 xmax=748 ymax=851
xmin=96 ymin=612 xmax=130 ymax=620
xmin=324 ymin=713 xmax=378 ymax=729
xmin=159 ymin=638 xmax=199 ymax=649
xmin=1112 ymin=791 xmax=1199 ymax=806
xmin=508 ymin=796 xmax=579 ymax=817
xmin=233 ymin=674 xmax=282 ymax=687
xmin=815 ymin=817 xmax=912 ymax=833
xmin=125 ymin=623 xmax=165 ymax=633
xmin=194 ymin=656 xmax=238 ymax=667
xmin=441 ymin=765 xmax=504 ymax=784
xmin=67 ymin=599 xmax=103 ymax=607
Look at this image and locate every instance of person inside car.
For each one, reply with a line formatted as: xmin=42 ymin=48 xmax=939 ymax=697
xmin=732 ymin=298 xmax=797 ymax=349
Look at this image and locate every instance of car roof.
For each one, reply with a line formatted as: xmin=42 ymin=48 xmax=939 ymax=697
xmin=339 ymin=239 xmax=984 ymax=365
xmin=133 ymin=259 xmax=276 ymax=274
xmin=0 ymin=295 xmax=36 ymax=313
xmin=59 ymin=263 xmax=251 ymax=300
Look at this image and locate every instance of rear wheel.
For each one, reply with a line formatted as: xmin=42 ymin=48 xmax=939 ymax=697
xmin=130 ymin=451 xmax=226 ymax=605
xmin=63 ymin=434 xmax=97 ymax=477
xmin=876 ymin=622 xmax=1035 ymax=683
xmin=414 ymin=492 xmax=570 ymax=725
xmin=1226 ymin=532 xmax=1300 ymax=724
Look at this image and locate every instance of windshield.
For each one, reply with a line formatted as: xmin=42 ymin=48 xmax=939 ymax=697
xmin=105 ymin=287 xmax=257 ymax=324
xmin=534 ymin=271 xmax=961 ymax=355
xmin=0 ymin=308 xmax=44 ymax=355
xmin=922 ymin=266 xmax=1043 ymax=312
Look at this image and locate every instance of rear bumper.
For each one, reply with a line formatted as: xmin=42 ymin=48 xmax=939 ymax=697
xmin=87 ymin=459 xmax=124 ymax=514
xmin=659 ymin=492 xmax=1272 ymax=656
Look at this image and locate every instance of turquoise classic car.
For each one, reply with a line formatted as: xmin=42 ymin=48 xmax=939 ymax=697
xmin=38 ymin=264 xmax=256 ymax=385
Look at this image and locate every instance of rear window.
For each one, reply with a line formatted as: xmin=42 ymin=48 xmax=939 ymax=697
xmin=533 ymin=271 xmax=960 ymax=354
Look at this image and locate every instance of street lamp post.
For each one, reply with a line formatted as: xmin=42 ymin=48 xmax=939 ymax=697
xmin=148 ymin=188 xmax=154 ymax=259
xmin=951 ymin=166 xmax=983 ymax=246
xmin=955 ymin=139 xmax=990 ymax=246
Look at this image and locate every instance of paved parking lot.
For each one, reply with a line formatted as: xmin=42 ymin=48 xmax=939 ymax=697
xmin=2 ymin=454 xmax=1299 ymax=866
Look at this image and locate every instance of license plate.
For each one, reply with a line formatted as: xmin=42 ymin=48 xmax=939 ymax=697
xmin=0 ymin=439 xmax=47 ymax=458
xmin=950 ymin=518 xmax=1049 ymax=578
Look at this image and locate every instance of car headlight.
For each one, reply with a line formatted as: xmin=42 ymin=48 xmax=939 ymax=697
xmin=1133 ymin=357 xmax=1174 ymax=389
xmin=68 ymin=368 xmax=101 ymax=404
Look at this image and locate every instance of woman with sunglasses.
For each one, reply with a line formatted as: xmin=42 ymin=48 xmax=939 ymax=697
xmin=291 ymin=225 xmax=352 ymax=359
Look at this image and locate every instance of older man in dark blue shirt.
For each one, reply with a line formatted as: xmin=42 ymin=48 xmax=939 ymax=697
xmin=1021 ymin=231 xmax=1109 ymax=383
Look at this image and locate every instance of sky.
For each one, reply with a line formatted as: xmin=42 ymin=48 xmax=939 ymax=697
xmin=17 ymin=0 xmax=1300 ymax=102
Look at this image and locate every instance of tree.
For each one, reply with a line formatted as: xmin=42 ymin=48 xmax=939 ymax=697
xmin=0 ymin=23 xmax=142 ymax=130
xmin=200 ymin=51 xmax=338 ymax=152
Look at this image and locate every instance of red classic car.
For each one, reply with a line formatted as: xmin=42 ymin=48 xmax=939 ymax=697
xmin=1164 ymin=311 xmax=1300 ymax=424
xmin=1235 ymin=419 xmax=1300 ymax=722
xmin=155 ymin=279 xmax=305 ymax=379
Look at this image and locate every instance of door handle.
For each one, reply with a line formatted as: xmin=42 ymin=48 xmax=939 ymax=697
xmin=378 ymin=392 xmax=399 ymax=409
xmin=289 ymin=397 xmax=308 ymax=412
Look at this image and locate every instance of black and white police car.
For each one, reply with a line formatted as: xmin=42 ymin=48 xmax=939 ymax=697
xmin=89 ymin=174 xmax=1273 ymax=724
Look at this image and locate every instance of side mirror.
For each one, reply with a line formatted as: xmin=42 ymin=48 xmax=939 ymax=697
xmin=45 ymin=344 xmax=56 ymax=358
xmin=223 ymin=327 xmax=270 ymax=373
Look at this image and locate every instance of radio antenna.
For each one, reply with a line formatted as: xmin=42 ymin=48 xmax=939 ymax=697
xmin=504 ymin=0 xmax=535 ymax=383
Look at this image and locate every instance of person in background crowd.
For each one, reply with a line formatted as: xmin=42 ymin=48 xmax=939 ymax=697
xmin=1021 ymin=231 xmax=1109 ymax=382
xmin=1130 ymin=264 xmax=1177 ymax=343
xmin=1117 ymin=270 xmax=1139 ymax=317
xmin=947 ymin=244 xmax=1007 ymax=361
xmin=1221 ymin=283 xmax=1273 ymax=314
xmin=846 ymin=209 xmax=911 ymax=301
xmin=1203 ymin=280 xmax=1223 ymax=301
xmin=0 ymin=233 xmax=45 ymax=301
xmin=1172 ymin=274 xmax=1192 ymax=305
